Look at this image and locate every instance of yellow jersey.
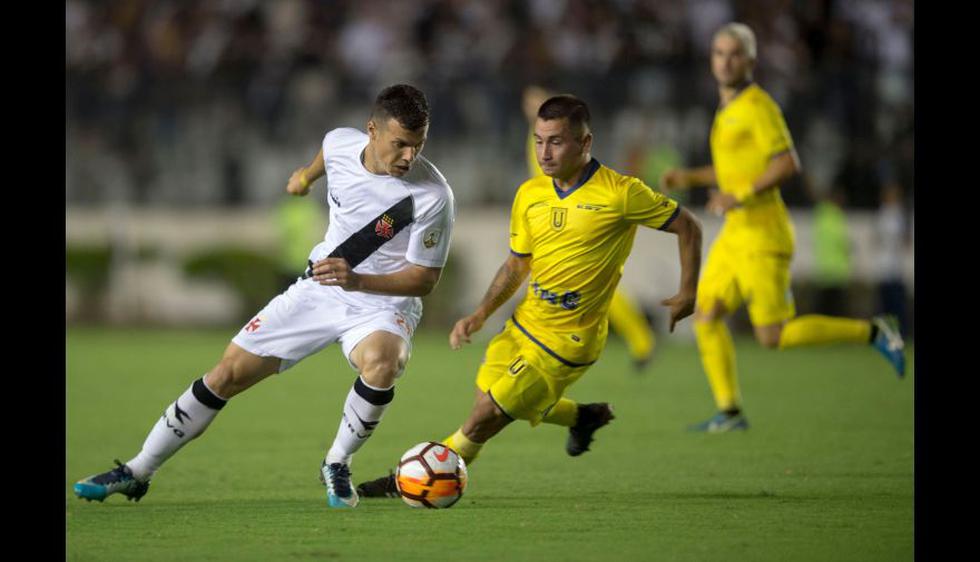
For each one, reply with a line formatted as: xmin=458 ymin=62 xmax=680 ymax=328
xmin=710 ymin=83 xmax=795 ymax=254
xmin=509 ymin=159 xmax=679 ymax=366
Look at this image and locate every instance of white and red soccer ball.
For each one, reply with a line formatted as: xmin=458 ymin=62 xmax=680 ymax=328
xmin=395 ymin=442 xmax=468 ymax=509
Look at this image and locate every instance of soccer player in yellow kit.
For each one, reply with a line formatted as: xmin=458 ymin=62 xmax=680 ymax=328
xmin=660 ymin=23 xmax=906 ymax=433
xmin=356 ymin=95 xmax=702 ymax=496
xmin=523 ymin=85 xmax=658 ymax=371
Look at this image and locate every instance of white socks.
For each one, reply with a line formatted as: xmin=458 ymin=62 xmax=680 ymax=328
xmin=123 ymin=374 xmax=391 ymax=480
xmin=125 ymin=377 xmax=228 ymax=481
xmin=325 ymin=377 xmax=394 ymax=465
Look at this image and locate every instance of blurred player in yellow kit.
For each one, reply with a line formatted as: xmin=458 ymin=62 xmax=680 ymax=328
xmin=357 ymin=95 xmax=702 ymax=497
xmin=524 ymin=85 xmax=657 ymax=371
xmin=660 ymin=23 xmax=906 ymax=433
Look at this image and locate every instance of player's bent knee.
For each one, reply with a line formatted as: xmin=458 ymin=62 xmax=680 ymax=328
xmin=358 ymin=357 xmax=403 ymax=388
xmin=754 ymin=327 xmax=783 ymax=349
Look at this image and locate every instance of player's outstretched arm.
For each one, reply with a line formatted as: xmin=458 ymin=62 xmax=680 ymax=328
xmin=660 ymin=166 xmax=716 ymax=192
xmin=310 ymin=258 xmax=441 ymax=297
xmin=449 ymin=253 xmax=531 ymax=349
xmin=660 ymin=208 xmax=702 ymax=332
xmin=286 ymin=148 xmax=326 ymax=196
xmin=745 ymin=149 xmax=801 ymax=199
xmin=705 ymin=150 xmax=801 ymax=215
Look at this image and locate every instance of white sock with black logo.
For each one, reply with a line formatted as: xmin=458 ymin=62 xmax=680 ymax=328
xmin=325 ymin=377 xmax=395 ymax=466
xmin=125 ymin=376 xmax=228 ymax=481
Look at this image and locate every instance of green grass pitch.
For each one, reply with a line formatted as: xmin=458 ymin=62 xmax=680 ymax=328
xmin=67 ymin=327 xmax=913 ymax=561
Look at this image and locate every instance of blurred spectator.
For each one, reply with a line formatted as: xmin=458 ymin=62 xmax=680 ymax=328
xmin=275 ymin=193 xmax=327 ymax=291
xmin=874 ymin=183 xmax=909 ymax=336
xmin=66 ymin=0 xmax=913 ymax=211
xmin=811 ymin=187 xmax=853 ymax=317
xmin=620 ymin=110 xmax=685 ymax=201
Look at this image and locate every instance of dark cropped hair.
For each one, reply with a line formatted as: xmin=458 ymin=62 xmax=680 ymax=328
xmin=537 ymin=95 xmax=591 ymax=136
xmin=372 ymin=84 xmax=430 ymax=131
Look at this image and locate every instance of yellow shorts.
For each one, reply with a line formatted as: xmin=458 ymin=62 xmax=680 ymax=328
xmin=476 ymin=320 xmax=591 ymax=426
xmin=697 ymin=236 xmax=795 ymax=326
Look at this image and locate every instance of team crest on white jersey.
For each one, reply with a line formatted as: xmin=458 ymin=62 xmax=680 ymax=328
xmin=375 ymin=214 xmax=395 ymax=239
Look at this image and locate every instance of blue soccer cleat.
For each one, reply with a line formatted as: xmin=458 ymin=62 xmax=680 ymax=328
xmin=871 ymin=315 xmax=906 ymax=378
xmin=320 ymin=461 xmax=359 ymax=508
xmin=74 ymin=460 xmax=150 ymax=503
xmin=688 ymin=411 xmax=750 ymax=433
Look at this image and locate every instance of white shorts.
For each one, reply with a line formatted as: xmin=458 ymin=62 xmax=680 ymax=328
xmin=231 ymin=279 xmax=419 ymax=374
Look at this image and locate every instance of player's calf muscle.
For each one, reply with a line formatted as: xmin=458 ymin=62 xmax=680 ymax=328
xmin=462 ymin=418 xmax=509 ymax=443
xmin=204 ymin=345 xmax=279 ymax=398
xmin=462 ymin=395 xmax=511 ymax=442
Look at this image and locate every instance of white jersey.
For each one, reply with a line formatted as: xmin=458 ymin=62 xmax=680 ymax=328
xmin=307 ymin=127 xmax=455 ymax=318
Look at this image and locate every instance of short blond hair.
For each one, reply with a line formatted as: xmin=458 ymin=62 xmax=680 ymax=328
xmin=714 ymin=22 xmax=757 ymax=60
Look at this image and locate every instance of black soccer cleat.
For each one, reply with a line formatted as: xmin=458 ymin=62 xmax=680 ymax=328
xmin=566 ymin=403 xmax=615 ymax=457
xmin=355 ymin=471 xmax=399 ymax=499
xmin=632 ymin=353 xmax=654 ymax=373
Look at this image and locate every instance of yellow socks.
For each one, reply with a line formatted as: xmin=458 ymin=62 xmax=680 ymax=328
xmin=608 ymin=290 xmax=655 ymax=360
xmin=442 ymin=429 xmax=484 ymax=466
xmin=690 ymin=314 xmax=871 ymax=413
xmin=541 ymin=398 xmax=578 ymax=427
xmin=442 ymin=399 xmax=582 ymax=467
xmin=694 ymin=319 xmax=740 ymax=411
xmin=778 ymin=315 xmax=872 ymax=349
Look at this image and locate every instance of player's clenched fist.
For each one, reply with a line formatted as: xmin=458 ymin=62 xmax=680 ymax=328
xmin=449 ymin=313 xmax=486 ymax=350
xmin=706 ymin=189 xmax=739 ymax=216
xmin=659 ymin=169 xmax=688 ymax=192
xmin=287 ymin=167 xmax=312 ymax=196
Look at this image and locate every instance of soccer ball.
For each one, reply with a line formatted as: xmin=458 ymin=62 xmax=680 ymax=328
xmin=395 ymin=441 xmax=468 ymax=509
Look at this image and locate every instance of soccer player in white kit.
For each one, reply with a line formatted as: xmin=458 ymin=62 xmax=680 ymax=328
xmin=74 ymin=85 xmax=455 ymax=509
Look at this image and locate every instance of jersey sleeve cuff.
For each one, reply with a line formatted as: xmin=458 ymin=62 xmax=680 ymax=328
xmin=406 ymin=256 xmax=449 ymax=268
xmin=657 ymin=206 xmax=681 ymax=231
xmin=510 ymin=249 xmax=532 ymax=257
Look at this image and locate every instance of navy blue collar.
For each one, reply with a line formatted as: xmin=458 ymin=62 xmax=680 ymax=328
xmin=553 ymin=158 xmax=600 ymax=200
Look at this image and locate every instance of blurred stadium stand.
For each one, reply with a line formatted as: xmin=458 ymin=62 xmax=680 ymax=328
xmin=66 ymin=0 xmax=913 ymax=334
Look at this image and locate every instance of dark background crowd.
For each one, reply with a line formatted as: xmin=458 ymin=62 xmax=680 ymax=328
xmin=67 ymin=0 xmax=913 ymax=212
